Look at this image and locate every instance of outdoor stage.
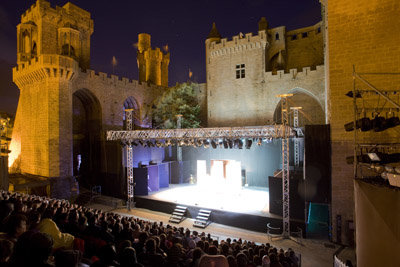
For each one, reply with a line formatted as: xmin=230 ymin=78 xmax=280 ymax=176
xmin=134 ymin=182 xmax=305 ymax=233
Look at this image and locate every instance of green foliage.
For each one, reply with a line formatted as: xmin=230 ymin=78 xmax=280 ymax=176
xmin=152 ymin=82 xmax=201 ymax=129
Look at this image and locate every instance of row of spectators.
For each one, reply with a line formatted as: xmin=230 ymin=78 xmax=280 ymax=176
xmin=0 ymin=190 xmax=300 ymax=267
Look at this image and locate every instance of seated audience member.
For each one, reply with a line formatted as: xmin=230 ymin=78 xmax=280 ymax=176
xmin=0 ymin=214 xmax=27 ymax=244
xmin=37 ymin=209 xmax=75 ymax=249
xmin=0 ymin=239 xmax=13 ymax=266
xmin=138 ymin=238 xmax=165 ymax=267
xmin=198 ymin=254 xmax=229 ymax=267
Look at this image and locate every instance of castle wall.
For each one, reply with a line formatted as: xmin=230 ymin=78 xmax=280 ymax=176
xmin=285 ymin=23 xmax=324 ymax=71
xmin=325 ymin=0 xmax=400 ymax=244
xmin=206 ymin=23 xmax=325 ymax=127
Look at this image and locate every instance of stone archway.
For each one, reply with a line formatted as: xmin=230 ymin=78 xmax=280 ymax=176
xmin=72 ymin=88 xmax=102 ymax=188
xmin=273 ymin=88 xmax=325 ymax=126
xmin=123 ymin=96 xmax=149 ymax=128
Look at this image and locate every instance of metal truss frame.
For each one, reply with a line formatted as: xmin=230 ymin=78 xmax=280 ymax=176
xmin=280 ymin=96 xmax=291 ymax=238
xmin=125 ymin=109 xmax=134 ymax=210
xmin=107 ymin=125 xmax=297 ymax=142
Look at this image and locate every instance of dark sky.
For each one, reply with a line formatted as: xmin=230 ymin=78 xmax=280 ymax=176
xmin=0 ymin=0 xmax=321 ymax=115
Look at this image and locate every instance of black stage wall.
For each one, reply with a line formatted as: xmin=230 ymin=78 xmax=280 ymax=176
xmin=304 ymin=124 xmax=331 ymax=203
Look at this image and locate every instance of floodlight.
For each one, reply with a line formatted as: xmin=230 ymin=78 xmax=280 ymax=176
xmin=368 ymin=153 xmax=381 ymax=162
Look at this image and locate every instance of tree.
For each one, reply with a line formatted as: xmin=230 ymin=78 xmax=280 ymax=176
xmin=152 ymin=82 xmax=201 ymax=129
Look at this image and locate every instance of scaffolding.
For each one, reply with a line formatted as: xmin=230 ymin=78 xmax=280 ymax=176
xmin=125 ymin=109 xmax=134 ymax=210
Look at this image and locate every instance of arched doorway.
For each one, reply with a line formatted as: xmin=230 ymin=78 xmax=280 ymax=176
xmin=273 ymin=89 xmax=325 ymax=126
xmin=73 ymin=89 xmax=102 ymax=188
xmin=123 ymin=96 xmax=144 ymax=129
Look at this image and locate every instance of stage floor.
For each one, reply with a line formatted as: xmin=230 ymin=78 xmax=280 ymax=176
xmin=143 ymin=183 xmax=271 ymax=216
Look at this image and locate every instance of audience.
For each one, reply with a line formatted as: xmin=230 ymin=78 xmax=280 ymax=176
xmin=0 ymin=190 xmax=300 ymax=267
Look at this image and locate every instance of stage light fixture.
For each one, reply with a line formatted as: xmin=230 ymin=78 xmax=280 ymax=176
xmin=373 ymin=115 xmax=387 ymax=132
xmin=211 ymin=140 xmax=217 ymax=149
xmin=257 ymin=138 xmax=262 ymax=146
xmin=345 ymin=91 xmax=362 ymax=98
xmin=228 ymin=139 xmax=233 ymax=149
xmin=234 ymin=139 xmax=243 ymax=149
xmin=203 ymin=140 xmax=210 ymax=148
xmin=368 ymin=152 xmax=381 ymax=162
xmin=386 ymin=115 xmax=400 ymax=128
xmin=395 ymin=167 xmax=400 ymax=174
xmin=245 ymin=139 xmax=252 ymax=149
xmin=138 ymin=140 xmax=145 ymax=146
xmin=385 ymin=165 xmax=394 ymax=173
xmin=223 ymin=139 xmax=228 ymax=149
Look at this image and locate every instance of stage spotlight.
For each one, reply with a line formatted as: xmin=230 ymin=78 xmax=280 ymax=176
xmin=234 ymin=139 xmax=243 ymax=149
xmin=373 ymin=115 xmax=388 ymax=132
xmin=257 ymin=138 xmax=262 ymax=146
xmin=138 ymin=140 xmax=145 ymax=146
xmin=131 ymin=141 xmax=138 ymax=146
xmin=385 ymin=165 xmax=394 ymax=173
xmin=203 ymin=140 xmax=210 ymax=148
xmin=228 ymin=139 xmax=233 ymax=149
xmin=345 ymin=91 xmax=362 ymax=98
xmin=196 ymin=140 xmax=203 ymax=147
xmin=146 ymin=141 xmax=155 ymax=147
xmin=211 ymin=140 xmax=217 ymax=149
xmin=223 ymin=139 xmax=228 ymax=149
xmin=368 ymin=152 xmax=381 ymax=162
xmin=386 ymin=115 xmax=400 ymax=128
xmin=219 ymin=139 xmax=224 ymax=148
xmin=245 ymin=139 xmax=252 ymax=149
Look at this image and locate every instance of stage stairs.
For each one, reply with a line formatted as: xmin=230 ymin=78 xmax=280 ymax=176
xmin=193 ymin=209 xmax=212 ymax=228
xmin=169 ymin=205 xmax=187 ymax=224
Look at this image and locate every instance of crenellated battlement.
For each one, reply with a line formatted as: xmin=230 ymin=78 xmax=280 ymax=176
xmin=12 ymin=54 xmax=164 ymax=92
xmin=22 ymin=0 xmax=91 ymax=22
xmin=264 ymin=65 xmax=324 ymax=79
xmin=209 ymin=30 xmax=267 ymax=56
xmin=79 ymin=69 xmax=164 ymax=91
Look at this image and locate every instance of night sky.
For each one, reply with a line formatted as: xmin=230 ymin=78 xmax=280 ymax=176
xmin=0 ymin=0 xmax=321 ymax=115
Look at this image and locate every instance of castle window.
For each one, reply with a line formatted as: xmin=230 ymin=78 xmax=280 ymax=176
xmin=302 ymin=32 xmax=308 ymax=38
xmin=236 ymin=64 xmax=245 ymax=79
xmin=275 ymin=33 xmax=279 ymax=40
xmin=317 ymin=27 xmax=321 ymax=33
xmin=291 ymin=35 xmax=297 ymax=40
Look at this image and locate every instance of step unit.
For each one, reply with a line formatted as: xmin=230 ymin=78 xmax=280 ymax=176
xmin=169 ymin=205 xmax=187 ymax=224
xmin=193 ymin=209 xmax=212 ymax=228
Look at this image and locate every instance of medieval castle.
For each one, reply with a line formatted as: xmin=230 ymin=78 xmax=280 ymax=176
xmin=12 ymin=0 xmax=399 ymax=252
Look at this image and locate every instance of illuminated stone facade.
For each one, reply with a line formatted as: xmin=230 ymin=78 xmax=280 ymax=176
xmin=10 ymin=0 xmax=166 ymax=197
xmin=323 ymin=0 xmax=400 ymax=245
xmin=205 ymin=19 xmax=325 ymax=127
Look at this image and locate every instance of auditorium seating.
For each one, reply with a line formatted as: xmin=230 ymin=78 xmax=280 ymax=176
xmin=0 ymin=190 xmax=301 ymax=266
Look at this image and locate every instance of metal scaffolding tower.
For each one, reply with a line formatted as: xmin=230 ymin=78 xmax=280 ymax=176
xmin=291 ymin=107 xmax=302 ymax=167
xmin=125 ymin=109 xmax=134 ymax=210
xmin=278 ymin=94 xmax=293 ymax=238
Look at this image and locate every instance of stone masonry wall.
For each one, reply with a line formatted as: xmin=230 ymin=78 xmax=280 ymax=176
xmin=326 ymin=0 xmax=400 ymax=244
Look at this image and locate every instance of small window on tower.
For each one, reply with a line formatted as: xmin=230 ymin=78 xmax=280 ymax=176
xmin=291 ymin=35 xmax=297 ymax=40
xmin=302 ymin=32 xmax=308 ymax=38
xmin=236 ymin=64 xmax=245 ymax=79
xmin=275 ymin=33 xmax=279 ymax=40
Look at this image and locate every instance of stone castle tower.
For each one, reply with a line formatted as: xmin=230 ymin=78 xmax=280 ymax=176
xmin=10 ymin=0 xmax=167 ymax=198
xmin=136 ymin=33 xmax=170 ymax=87
xmin=12 ymin=0 xmax=93 ymax=180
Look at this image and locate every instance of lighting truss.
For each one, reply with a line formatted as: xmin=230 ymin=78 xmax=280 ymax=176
xmin=280 ymin=95 xmax=291 ymax=238
xmin=107 ymin=125 xmax=297 ymax=142
xmin=125 ymin=109 xmax=134 ymax=211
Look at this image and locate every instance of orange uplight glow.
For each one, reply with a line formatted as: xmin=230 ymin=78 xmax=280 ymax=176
xmin=8 ymin=138 xmax=20 ymax=168
xmin=163 ymin=44 xmax=169 ymax=52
